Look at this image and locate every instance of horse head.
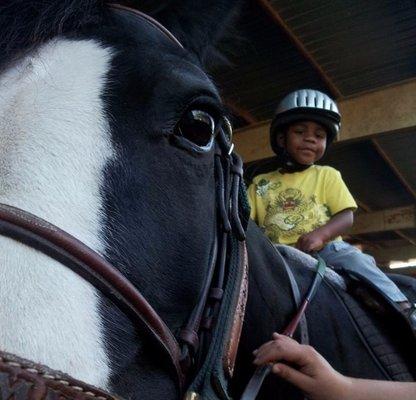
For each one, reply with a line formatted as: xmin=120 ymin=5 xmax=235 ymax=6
xmin=0 ymin=1 xmax=241 ymax=398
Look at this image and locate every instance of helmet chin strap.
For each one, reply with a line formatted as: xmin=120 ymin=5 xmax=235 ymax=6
xmin=280 ymin=149 xmax=312 ymax=173
xmin=278 ymin=136 xmax=312 ymax=173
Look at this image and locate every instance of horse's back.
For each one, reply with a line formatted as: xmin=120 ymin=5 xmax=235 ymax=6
xmin=233 ymin=222 xmax=415 ymax=398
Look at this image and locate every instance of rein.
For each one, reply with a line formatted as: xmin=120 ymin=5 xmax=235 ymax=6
xmin=0 ymin=203 xmax=185 ymax=387
xmin=240 ymin=256 xmax=327 ymax=400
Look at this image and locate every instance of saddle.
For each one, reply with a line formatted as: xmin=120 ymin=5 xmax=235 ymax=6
xmin=277 ymin=245 xmax=415 ymax=327
xmin=278 ymin=245 xmax=416 ymax=378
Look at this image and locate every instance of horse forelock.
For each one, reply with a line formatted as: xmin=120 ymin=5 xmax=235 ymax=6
xmin=0 ymin=37 xmax=115 ymax=388
xmin=0 ymin=1 xmax=105 ymax=71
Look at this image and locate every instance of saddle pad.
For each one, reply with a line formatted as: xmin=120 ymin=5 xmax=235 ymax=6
xmin=275 ymin=244 xmax=346 ymax=289
xmin=277 ymin=244 xmax=415 ymax=380
xmin=278 ymin=244 xmax=415 ymax=339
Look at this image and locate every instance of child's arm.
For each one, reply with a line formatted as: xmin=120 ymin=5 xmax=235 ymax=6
xmin=296 ymin=209 xmax=353 ymax=252
xmin=253 ymin=334 xmax=416 ymax=400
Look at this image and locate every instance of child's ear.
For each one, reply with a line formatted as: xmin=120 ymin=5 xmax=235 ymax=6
xmin=276 ymin=132 xmax=285 ymax=148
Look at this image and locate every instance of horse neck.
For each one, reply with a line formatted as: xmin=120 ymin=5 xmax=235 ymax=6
xmin=0 ymin=37 xmax=115 ymax=388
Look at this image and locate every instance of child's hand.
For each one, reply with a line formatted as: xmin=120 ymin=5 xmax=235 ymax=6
xmin=296 ymin=231 xmax=325 ymax=252
xmin=253 ymin=334 xmax=349 ymax=400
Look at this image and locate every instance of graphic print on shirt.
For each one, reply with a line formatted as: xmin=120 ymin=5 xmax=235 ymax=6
xmin=262 ymin=185 xmax=330 ymax=244
xmin=255 ymin=178 xmax=281 ymax=197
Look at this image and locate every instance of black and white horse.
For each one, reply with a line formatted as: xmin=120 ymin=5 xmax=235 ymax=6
xmin=0 ymin=0 xmax=236 ymax=397
xmin=0 ymin=1 xmax=414 ymax=399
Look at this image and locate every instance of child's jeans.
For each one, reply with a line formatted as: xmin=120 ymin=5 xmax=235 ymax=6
xmin=318 ymin=240 xmax=407 ymax=303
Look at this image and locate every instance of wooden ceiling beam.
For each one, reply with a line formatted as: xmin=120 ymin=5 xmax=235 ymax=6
xmin=350 ymin=205 xmax=416 ymax=235
xmin=225 ymin=101 xmax=258 ymax=125
xmin=394 ymin=231 xmax=416 ymax=247
xmin=371 ymin=138 xmax=416 ymax=200
xmin=234 ymin=80 xmax=416 ymax=162
xmin=353 ymin=200 xmax=416 ymax=247
xmin=256 ymin=0 xmax=342 ymax=99
xmin=355 ymin=199 xmax=372 ymax=213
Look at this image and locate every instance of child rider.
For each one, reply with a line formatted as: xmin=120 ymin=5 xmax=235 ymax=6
xmin=248 ymin=89 xmax=416 ymax=331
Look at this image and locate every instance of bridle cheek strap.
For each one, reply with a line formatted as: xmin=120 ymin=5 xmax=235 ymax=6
xmin=0 ymin=203 xmax=186 ymax=393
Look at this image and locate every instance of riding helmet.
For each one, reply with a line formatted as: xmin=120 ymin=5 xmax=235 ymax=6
xmin=270 ymin=89 xmax=341 ymax=156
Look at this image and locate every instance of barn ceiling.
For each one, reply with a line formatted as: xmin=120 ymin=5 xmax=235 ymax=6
xmin=211 ymin=0 xmax=416 ymax=268
xmin=213 ymin=0 xmax=416 ymax=122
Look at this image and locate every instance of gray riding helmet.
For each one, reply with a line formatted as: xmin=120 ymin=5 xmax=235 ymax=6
xmin=270 ymin=89 xmax=341 ymax=155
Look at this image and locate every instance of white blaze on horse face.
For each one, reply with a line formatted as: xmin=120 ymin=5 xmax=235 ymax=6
xmin=0 ymin=39 xmax=114 ymax=388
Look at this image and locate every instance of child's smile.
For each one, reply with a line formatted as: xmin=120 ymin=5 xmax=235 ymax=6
xmin=283 ymin=121 xmax=327 ymax=165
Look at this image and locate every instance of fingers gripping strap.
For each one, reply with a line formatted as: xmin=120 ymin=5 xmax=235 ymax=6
xmin=240 ymin=251 xmax=328 ymax=399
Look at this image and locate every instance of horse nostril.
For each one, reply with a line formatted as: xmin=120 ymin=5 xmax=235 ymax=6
xmin=176 ymin=110 xmax=215 ymax=148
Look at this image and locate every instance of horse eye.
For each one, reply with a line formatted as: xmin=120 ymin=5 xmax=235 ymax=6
xmin=176 ymin=110 xmax=216 ymax=148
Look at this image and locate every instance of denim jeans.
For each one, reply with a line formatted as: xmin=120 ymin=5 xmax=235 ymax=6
xmin=318 ymin=241 xmax=407 ymax=303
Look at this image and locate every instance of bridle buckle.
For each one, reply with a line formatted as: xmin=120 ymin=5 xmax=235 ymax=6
xmin=184 ymin=391 xmax=200 ymax=400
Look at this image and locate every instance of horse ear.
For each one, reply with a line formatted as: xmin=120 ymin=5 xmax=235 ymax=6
xmin=123 ymin=0 xmax=242 ymax=68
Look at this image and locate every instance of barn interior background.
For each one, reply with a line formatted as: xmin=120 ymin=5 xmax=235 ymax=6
xmin=211 ymin=0 xmax=416 ymax=275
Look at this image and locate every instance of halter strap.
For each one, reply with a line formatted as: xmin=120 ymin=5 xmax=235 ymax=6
xmin=0 ymin=203 xmax=185 ymax=391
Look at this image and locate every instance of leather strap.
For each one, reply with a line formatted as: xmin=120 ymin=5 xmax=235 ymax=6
xmin=280 ymin=251 xmax=309 ymax=344
xmin=179 ymin=124 xmax=247 ymax=376
xmin=108 ymin=3 xmax=184 ymax=48
xmin=0 ymin=203 xmax=185 ymax=391
xmin=0 ymin=350 xmax=118 ymax=400
xmin=240 ymin=256 xmax=326 ymax=400
xmin=224 ymin=242 xmax=249 ymax=378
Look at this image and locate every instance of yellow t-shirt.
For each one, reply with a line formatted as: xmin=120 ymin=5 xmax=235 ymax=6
xmin=248 ymin=165 xmax=357 ymax=245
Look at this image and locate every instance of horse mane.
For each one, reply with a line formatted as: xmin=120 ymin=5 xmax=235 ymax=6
xmin=112 ymin=0 xmax=242 ymax=67
xmin=0 ymin=0 xmax=106 ymax=71
xmin=152 ymin=0 xmax=242 ymax=68
xmin=0 ymin=0 xmax=241 ymax=72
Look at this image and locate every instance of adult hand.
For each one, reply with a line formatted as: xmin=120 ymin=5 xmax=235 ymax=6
xmin=253 ymin=333 xmax=349 ymax=400
xmin=295 ymin=230 xmax=325 ymax=252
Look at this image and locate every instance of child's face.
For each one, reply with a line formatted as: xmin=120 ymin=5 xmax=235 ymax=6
xmin=278 ymin=121 xmax=327 ymax=165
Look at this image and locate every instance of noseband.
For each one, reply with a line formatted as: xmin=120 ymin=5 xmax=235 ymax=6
xmin=0 ymin=4 xmax=249 ymax=399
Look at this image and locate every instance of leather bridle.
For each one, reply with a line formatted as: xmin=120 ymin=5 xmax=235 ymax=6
xmin=0 ymin=132 xmax=246 ymax=397
xmin=108 ymin=3 xmax=184 ymax=49
xmin=0 ymin=202 xmax=185 ymax=381
xmin=0 ymin=5 xmax=248 ymax=396
xmin=0 ymin=132 xmax=246 ymax=385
